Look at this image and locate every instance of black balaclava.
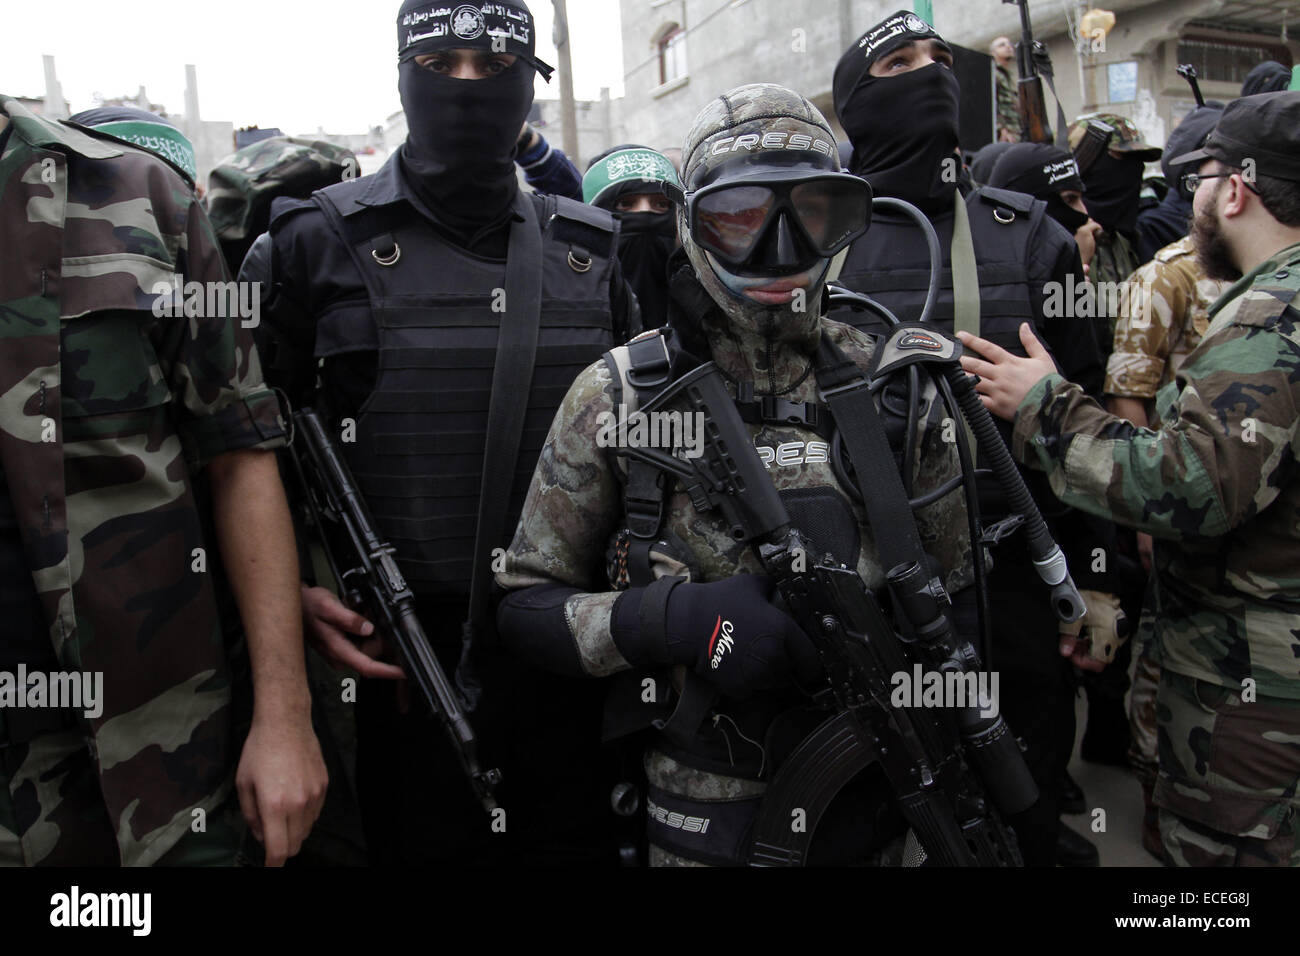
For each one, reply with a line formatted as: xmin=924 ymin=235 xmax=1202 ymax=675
xmin=618 ymin=212 xmax=677 ymax=325
xmin=1080 ymin=151 xmax=1146 ymax=235
xmin=988 ymin=142 xmax=1090 ymax=233
xmin=833 ymin=11 xmax=960 ymax=214
xmin=1242 ymin=61 xmax=1291 ymax=96
xmin=395 ymin=1 xmax=553 ymax=238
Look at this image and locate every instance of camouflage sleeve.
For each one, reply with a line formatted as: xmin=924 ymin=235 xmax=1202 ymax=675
xmin=1104 ymin=257 xmax=1188 ymax=399
xmin=496 ymin=359 xmax=632 ymax=677
xmin=1011 ymin=319 xmax=1299 ymax=540
xmin=156 ymin=194 xmax=286 ymax=470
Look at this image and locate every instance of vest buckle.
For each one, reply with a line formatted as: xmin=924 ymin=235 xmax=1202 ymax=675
xmin=568 ymin=248 xmax=593 ymax=273
xmin=993 ymin=207 xmax=1016 ymax=225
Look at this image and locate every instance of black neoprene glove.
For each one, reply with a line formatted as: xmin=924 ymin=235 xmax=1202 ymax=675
xmin=611 ymin=574 xmax=822 ymax=700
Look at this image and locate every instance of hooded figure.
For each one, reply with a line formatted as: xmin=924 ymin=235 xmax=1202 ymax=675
xmin=832 ymin=11 xmax=960 ymax=214
xmin=495 ymin=84 xmax=973 ymax=867
xmin=396 ymin=0 xmax=553 ymax=247
xmin=832 ymin=11 xmax=1119 ymax=869
xmin=584 ymin=144 xmax=684 ymax=326
xmin=1242 ymin=60 xmax=1291 ymax=96
xmin=1134 ymin=105 xmax=1224 ymax=260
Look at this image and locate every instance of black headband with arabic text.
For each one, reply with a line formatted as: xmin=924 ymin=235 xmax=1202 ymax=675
xmin=398 ymin=2 xmax=555 ymax=80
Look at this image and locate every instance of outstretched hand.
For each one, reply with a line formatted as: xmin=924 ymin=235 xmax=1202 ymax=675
xmin=955 ymin=323 xmax=1058 ymax=421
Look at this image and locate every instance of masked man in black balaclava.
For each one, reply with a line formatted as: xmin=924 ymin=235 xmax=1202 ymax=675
xmin=831 ymin=10 xmax=1120 ymax=868
xmin=582 ymin=145 xmax=684 ymax=326
xmin=988 ymin=143 xmax=1102 ymax=277
xmin=1067 ymin=114 xmax=1163 ymax=289
xmin=243 ymin=0 xmax=640 ymax=866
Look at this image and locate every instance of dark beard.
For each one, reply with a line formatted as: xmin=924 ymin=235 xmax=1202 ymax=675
xmin=1189 ymin=207 xmax=1241 ymax=282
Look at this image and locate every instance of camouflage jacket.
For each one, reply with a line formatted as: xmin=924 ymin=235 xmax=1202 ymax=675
xmin=1013 ymin=240 xmax=1300 ymax=698
xmin=1105 ymin=236 xmax=1231 ymax=401
xmin=995 ymin=64 xmax=1020 ymax=142
xmin=497 ymin=287 xmax=974 ymax=764
xmin=0 ymin=97 xmax=286 ymax=863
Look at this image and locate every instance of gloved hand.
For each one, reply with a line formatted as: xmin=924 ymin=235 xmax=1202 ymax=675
xmin=1059 ymin=590 xmax=1129 ymax=671
xmin=611 ymin=574 xmax=822 ymax=699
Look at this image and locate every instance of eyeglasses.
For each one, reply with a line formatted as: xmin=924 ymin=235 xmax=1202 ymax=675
xmin=1180 ymin=171 xmax=1230 ymax=192
xmin=686 ymin=173 xmax=871 ymax=270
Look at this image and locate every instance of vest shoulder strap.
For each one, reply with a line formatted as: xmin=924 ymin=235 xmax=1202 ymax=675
xmin=547 ymin=194 xmax=618 ymax=258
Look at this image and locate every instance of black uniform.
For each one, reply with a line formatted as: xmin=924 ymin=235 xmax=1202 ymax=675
xmin=247 ymin=146 xmax=639 ymax=866
xmin=831 ymin=12 xmax=1115 ymax=865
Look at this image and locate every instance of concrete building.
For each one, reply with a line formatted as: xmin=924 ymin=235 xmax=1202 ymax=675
xmin=618 ymin=0 xmax=1298 ymax=153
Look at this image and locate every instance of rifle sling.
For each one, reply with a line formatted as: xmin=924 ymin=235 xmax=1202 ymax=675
xmin=464 ymin=192 xmax=544 ymax=646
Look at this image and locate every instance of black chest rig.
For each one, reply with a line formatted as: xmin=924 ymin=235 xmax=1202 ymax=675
xmin=312 ymin=182 xmax=624 ymax=596
xmin=835 ymin=187 xmax=1045 ymax=354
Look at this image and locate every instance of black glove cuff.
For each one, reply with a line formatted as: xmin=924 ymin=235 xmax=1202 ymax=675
xmin=610 ymin=575 xmax=685 ymax=665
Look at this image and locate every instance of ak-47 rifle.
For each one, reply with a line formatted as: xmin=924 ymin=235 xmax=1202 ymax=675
xmin=1003 ymin=0 xmax=1067 ymax=146
xmin=610 ymin=326 xmax=1086 ymax=865
xmin=286 ymin=407 xmax=502 ymax=814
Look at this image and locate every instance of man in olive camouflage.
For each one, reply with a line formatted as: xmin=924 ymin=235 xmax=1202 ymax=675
xmin=1106 ymin=234 xmax=1231 ymax=849
xmin=496 ymin=84 xmax=973 ymax=867
xmin=1069 ymin=114 xmax=1162 ymax=301
xmin=960 ymin=91 xmax=1300 ymax=866
xmin=990 ymin=36 xmax=1020 ymax=143
xmin=0 ymin=95 xmax=326 ymax=866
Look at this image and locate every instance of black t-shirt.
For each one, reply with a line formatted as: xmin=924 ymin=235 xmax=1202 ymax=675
xmin=0 ymin=461 xmax=57 ymax=668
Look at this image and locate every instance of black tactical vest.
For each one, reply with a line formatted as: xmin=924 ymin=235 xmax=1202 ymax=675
xmin=834 ymin=186 xmax=1045 ymax=356
xmin=312 ymin=183 xmax=625 ymax=597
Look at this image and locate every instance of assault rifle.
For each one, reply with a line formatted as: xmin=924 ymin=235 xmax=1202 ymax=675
xmin=286 ymin=407 xmax=502 ymax=814
xmin=1176 ymin=63 xmax=1206 ymax=107
xmin=611 ymin=331 xmax=1084 ymax=864
xmin=1003 ymin=0 xmax=1060 ymax=145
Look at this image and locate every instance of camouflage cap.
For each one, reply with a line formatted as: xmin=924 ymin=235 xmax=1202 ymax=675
xmin=1068 ymin=112 xmax=1163 ymax=161
xmin=206 ymin=135 xmax=358 ymax=243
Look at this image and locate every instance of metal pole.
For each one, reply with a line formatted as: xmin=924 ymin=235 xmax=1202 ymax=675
xmin=552 ymin=0 xmax=581 ymax=164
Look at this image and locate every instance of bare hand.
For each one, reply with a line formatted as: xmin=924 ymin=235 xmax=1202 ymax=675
xmin=301 ymin=585 xmax=404 ymax=679
xmin=1058 ymin=633 xmax=1108 ymax=672
xmin=236 ymin=715 xmax=328 ymax=866
xmin=956 ymin=323 xmax=1058 ymax=421
xmin=1137 ymin=532 xmax=1154 ymax=574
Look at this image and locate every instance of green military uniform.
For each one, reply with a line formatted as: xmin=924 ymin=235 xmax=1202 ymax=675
xmin=1013 ymin=241 xmax=1300 ymax=866
xmin=0 ymin=96 xmax=286 ymax=865
xmin=995 ymin=63 xmax=1020 ymax=143
xmin=1105 ymin=234 xmax=1232 ymax=800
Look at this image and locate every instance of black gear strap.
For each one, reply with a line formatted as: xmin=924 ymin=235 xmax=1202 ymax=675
xmin=814 ymin=335 xmax=928 ymax=575
xmin=462 ymin=190 xmax=544 ymax=664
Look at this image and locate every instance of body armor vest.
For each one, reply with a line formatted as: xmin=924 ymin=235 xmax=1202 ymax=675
xmin=313 ymin=182 xmax=625 ymax=596
xmin=834 ymin=186 xmax=1045 ymax=356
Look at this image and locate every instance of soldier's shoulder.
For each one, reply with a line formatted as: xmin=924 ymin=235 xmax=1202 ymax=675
xmin=1154 ymin=235 xmax=1197 ymax=264
xmin=822 ymin=317 xmax=879 ymax=368
xmin=1221 ymin=249 xmax=1300 ymax=331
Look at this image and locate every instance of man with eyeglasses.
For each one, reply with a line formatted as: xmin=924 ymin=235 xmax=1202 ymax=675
xmin=495 ymin=83 xmax=973 ymax=866
xmin=958 ymin=91 xmax=1300 ymax=867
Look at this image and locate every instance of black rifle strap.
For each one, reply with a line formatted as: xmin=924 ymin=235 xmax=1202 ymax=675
xmin=1032 ymin=46 xmax=1071 ymax=151
xmin=815 ymin=335 xmax=926 ymax=574
xmin=463 ymin=192 xmax=544 ymax=644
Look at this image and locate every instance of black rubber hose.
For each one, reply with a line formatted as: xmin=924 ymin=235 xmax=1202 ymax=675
xmin=942 ymin=366 xmax=1086 ymax=623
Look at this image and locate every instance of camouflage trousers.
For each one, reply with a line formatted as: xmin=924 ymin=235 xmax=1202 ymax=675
xmin=1128 ymin=641 xmax=1161 ymax=787
xmin=0 ymin=729 xmax=243 ymax=866
xmin=1155 ymin=670 xmax=1300 ymax=867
